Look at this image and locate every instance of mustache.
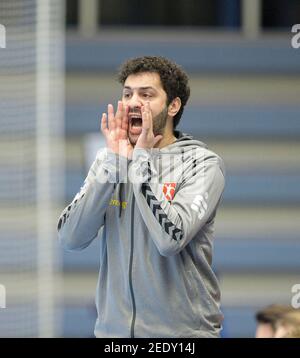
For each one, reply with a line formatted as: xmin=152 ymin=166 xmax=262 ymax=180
xmin=128 ymin=107 xmax=142 ymax=116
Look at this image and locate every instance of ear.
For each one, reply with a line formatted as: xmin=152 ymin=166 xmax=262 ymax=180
xmin=168 ymin=97 xmax=181 ymax=118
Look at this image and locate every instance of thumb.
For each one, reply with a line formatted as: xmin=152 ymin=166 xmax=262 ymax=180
xmin=153 ymin=135 xmax=163 ymax=147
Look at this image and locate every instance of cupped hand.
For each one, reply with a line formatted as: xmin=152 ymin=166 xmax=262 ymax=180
xmin=101 ymin=101 xmax=133 ymax=158
xmin=135 ymin=102 xmax=163 ymax=150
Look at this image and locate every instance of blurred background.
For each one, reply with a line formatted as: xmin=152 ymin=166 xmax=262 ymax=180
xmin=0 ymin=0 xmax=300 ymax=337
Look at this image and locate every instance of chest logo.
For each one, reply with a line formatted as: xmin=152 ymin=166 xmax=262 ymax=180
xmin=163 ymin=183 xmax=176 ymax=201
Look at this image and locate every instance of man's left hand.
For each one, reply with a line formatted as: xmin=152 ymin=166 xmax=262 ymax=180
xmin=135 ymin=102 xmax=163 ymax=149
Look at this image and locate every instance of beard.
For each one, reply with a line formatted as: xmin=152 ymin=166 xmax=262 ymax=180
xmin=128 ymin=106 xmax=168 ymax=146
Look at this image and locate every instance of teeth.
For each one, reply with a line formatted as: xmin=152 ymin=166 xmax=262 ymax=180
xmin=130 ymin=116 xmax=142 ymax=127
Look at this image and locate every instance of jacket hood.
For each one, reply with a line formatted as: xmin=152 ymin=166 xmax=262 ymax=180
xmin=159 ymin=130 xmax=208 ymax=154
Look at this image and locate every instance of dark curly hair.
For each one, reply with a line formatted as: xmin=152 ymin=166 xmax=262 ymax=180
xmin=117 ymin=56 xmax=190 ymax=128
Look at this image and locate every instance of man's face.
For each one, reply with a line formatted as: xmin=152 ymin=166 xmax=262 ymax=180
xmin=122 ymin=72 xmax=169 ymax=146
xmin=255 ymin=323 xmax=275 ymax=338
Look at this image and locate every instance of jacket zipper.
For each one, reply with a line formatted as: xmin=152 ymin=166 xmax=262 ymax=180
xmin=129 ymin=194 xmax=136 ymax=338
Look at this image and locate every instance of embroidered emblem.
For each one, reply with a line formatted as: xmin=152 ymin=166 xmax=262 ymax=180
xmin=162 ymin=183 xmax=177 ymax=201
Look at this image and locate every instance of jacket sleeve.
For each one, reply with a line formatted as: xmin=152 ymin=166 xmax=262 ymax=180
xmin=57 ymin=149 xmax=128 ymax=251
xmin=131 ymin=148 xmax=225 ymax=257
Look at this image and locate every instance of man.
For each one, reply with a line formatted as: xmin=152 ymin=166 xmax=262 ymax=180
xmin=255 ymin=304 xmax=296 ymax=338
xmin=58 ymin=56 xmax=226 ymax=338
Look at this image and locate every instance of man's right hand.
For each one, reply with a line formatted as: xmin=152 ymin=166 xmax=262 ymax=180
xmin=101 ymin=101 xmax=133 ymax=159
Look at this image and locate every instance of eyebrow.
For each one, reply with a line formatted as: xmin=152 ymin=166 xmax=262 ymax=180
xmin=123 ymin=86 xmax=156 ymax=91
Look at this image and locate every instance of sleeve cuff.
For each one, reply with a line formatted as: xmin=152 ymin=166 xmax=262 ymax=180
xmin=131 ymin=148 xmax=159 ymax=184
xmin=97 ymin=148 xmax=129 ymax=183
xmin=132 ymin=148 xmax=153 ymax=162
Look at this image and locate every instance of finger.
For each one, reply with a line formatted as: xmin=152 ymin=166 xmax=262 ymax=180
xmin=153 ymin=135 xmax=163 ymax=147
xmin=147 ymin=102 xmax=153 ymax=131
xmin=145 ymin=101 xmax=153 ymax=132
xmin=107 ymin=104 xmax=115 ymax=130
xmin=115 ymin=101 xmax=122 ymax=129
xmin=100 ymin=113 xmax=109 ymax=135
xmin=141 ymin=104 xmax=151 ymax=132
xmin=121 ymin=105 xmax=129 ymax=131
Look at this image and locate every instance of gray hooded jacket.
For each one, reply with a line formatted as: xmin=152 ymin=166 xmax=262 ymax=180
xmin=58 ymin=131 xmax=226 ymax=338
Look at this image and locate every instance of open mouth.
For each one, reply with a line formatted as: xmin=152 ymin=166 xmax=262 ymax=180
xmin=128 ymin=114 xmax=143 ymax=135
xmin=129 ymin=114 xmax=142 ymax=127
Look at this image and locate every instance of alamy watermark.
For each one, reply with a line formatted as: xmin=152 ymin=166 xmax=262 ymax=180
xmin=291 ymin=24 xmax=300 ymax=49
xmin=291 ymin=284 xmax=300 ymax=309
xmin=0 ymin=24 xmax=6 ymax=48
xmin=93 ymin=146 xmax=207 ymax=185
xmin=0 ymin=284 xmax=6 ymax=309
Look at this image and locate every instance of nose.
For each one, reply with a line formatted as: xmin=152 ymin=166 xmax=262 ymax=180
xmin=126 ymin=92 xmax=143 ymax=110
